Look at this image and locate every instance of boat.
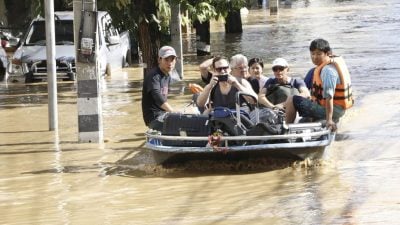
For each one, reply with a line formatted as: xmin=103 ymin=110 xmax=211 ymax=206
xmin=144 ymin=92 xmax=335 ymax=162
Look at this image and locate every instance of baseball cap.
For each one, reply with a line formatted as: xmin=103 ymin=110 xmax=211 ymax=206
xmin=158 ymin=46 xmax=177 ymax=58
xmin=272 ymin=58 xmax=289 ymax=68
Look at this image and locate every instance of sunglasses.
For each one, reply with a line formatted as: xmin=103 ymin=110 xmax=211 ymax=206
xmin=215 ymin=66 xmax=229 ymax=72
xmin=272 ymin=66 xmax=286 ymax=72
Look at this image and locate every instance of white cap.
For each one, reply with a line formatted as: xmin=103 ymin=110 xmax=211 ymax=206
xmin=158 ymin=46 xmax=177 ymax=58
xmin=272 ymin=58 xmax=289 ymax=68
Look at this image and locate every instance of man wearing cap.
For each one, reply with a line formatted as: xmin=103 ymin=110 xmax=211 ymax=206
xmin=258 ymin=57 xmax=310 ymax=109
xmin=141 ymin=45 xmax=177 ymax=131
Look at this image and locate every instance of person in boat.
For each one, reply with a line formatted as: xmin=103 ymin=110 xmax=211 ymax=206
xmin=196 ymin=56 xmax=256 ymax=113
xmin=247 ymin=57 xmax=269 ymax=94
xmin=229 ymin=54 xmax=258 ymax=98
xmin=199 ymin=54 xmax=258 ymax=99
xmin=285 ymin=38 xmax=354 ymax=131
xmin=258 ymin=57 xmax=310 ymax=109
xmin=141 ymin=46 xmax=178 ymax=131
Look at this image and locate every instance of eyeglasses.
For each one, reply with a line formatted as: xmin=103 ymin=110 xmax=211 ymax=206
xmin=215 ymin=66 xmax=229 ymax=72
xmin=234 ymin=66 xmax=248 ymax=71
xmin=272 ymin=66 xmax=286 ymax=72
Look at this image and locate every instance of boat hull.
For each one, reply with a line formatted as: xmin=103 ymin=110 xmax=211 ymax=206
xmin=146 ymin=131 xmax=335 ymax=162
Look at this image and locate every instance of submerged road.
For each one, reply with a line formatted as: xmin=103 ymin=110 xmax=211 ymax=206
xmin=1 ymin=0 xmax=400 ymax=224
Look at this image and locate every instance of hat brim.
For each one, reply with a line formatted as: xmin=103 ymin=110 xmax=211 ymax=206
xmin=160 ymin=54 xmax=177 ymax=58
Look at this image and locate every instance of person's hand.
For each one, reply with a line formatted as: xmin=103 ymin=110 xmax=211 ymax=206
xmin=227 ymin=75 xmax=238 ymax=86
xmin=209 ymin=76 xmax=218 ymax=87
xmin=274 ymin=103 xmax=285 ymax=110
xmin=326 ymin=119 xmax=337 ymax=132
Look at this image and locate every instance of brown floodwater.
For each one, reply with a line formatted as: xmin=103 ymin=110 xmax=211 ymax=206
xmin=1 ymin=0 xmax=400 ymax=224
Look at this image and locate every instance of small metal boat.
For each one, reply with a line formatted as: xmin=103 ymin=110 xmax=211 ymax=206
xmin=144 ymin=93 xmax=335 ymax=161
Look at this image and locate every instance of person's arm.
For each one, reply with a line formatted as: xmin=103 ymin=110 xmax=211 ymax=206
xmin=160 ymin=102 xmax=174 ymax=112
xmin=298 ymin=86 xmax=311 ymax=98
xmin=236 ymin=78 xmax=258 ymax=100
xmin=321 ymin=65 xmax=339 ymax=131
xmin=258 ymin=87 xmax=275 ymax=108
xmin=197 ymin=76 xmax=218 ymax=107
xmin=325 ymin=97 xmax=336 ymax=131
xmin=199 ymin=58 xmax=214 ymax=82
xmin=229 ymin=76 xmax=258 ymax=104
xmin=293 ymin=78 xmax=311 ymax=98
xmin=149 ymin=74 xmax=175 ymax=112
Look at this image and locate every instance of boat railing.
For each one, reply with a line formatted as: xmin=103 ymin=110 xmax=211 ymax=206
xmin=145 ymin=128 xmax=331 ymax=142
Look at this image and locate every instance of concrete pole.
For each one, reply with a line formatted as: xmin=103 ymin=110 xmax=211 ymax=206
xmin=44 ymin=0 xmax=58 ymax=131
xmin=73 ymin=0 xmax=103 ymax=143
xmin=170 ymin=2 xmax=184 ymax=79
xmin=270 ymin=0 xmax=279 ymax=15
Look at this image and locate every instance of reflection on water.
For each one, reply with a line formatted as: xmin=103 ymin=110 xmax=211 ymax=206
xmin=1 ymin=0 xmax=400 ymax=224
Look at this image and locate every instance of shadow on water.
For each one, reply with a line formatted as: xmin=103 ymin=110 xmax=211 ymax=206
xmin=102 ymin=147 xmax=326 ymax=178
xmin=21 ymin=164 xmax=103 ymax=175
xmin=0 ymin=81 xmax=78 ymax=108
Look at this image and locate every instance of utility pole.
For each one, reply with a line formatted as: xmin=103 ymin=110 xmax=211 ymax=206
xmin=44 ymin=0 xmax=58 ymax=131
xmin=170 ymin=2 xmax=184 ymax=79
xmin=73 ymin=0 xmax=103 ymax=143
xmin=270 ymin=0 xmax=279 ymax=15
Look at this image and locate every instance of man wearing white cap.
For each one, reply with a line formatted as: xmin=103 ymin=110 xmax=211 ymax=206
xmin=141 ymin=45 xmax=177 ymax=131
xmin=258 ymin=57 xmax=310 ymax=109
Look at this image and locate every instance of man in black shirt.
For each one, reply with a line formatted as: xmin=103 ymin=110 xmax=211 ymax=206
xmin=141 ymin=46 xmax=177 ymax=131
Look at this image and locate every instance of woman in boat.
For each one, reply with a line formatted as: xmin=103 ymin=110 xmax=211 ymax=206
xmin=285 ymin=38 xmax=354 ymax=131
xmin=258 ymin=57 xmax=310 ymax=110
xmin=247 ymin=57 xmax=269 ymax=94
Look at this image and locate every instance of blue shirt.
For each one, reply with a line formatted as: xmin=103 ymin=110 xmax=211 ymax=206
xmin=321 ymin=64 xmax=341 ymax=99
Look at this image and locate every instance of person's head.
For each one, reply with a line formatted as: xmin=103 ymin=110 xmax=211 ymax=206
xmin=212 ymin=56 xmax=230 ymax=75
xmin=230 ymin=54 xmax=249 ymax=79
xmin=248 ymin=57 xmax=264 ymax=79
xmin=158 ymin=45 xmax=177 ymax=74
xmin=271 ymin=58 xmax=290 ymax=84
xmin=309 ymin=38 xmax=332 ymax=66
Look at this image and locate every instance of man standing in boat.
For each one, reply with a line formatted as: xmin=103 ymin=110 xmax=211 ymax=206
xmin=285 ymin=38 xmax=354 ymax=131
xmin=141 ymin=46 xmax=177 ymax=131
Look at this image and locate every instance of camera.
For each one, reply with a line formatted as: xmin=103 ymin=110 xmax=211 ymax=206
xmin=218 ymin=74 xmax=229 ymax=82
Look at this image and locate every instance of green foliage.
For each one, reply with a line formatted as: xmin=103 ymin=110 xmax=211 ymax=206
xmin=182 ymin=1 xmax=217 ymax=23
xmin=213 ymin=0 xmax=247 ymax=18
xmin=29 ymin=0 xmax=246 ymax=41
xmin=156 ymin=0 xmax=171 ymax=34
xmin=30 ymin=0 xmax=44 ymax=17
xmin=28 ymin=0 xmax=246 ymax=61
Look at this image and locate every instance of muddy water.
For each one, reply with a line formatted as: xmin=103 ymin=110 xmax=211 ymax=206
xmin=1 ymin=0 xmax=400 ymax=224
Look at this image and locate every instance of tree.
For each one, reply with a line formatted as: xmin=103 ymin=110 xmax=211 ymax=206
xmin=28 ymin=0 xmax=247 ymax=71
xmin=99 ymin=0 xmax=247 ymax=68
xmin=213 ymin=0 xmax=245 ymax=33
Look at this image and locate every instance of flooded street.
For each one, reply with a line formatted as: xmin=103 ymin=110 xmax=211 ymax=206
xmin=1 ymin=0 xmax=400 ymax=224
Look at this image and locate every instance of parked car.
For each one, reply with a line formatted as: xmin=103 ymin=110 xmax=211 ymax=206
xmin=0 ymin=45 xmax=8 ymax=81
xmin=9 ymin=11 xmax=131 ymax=83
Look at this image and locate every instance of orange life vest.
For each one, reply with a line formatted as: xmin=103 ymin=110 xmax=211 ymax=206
xmin=311 ymin=56 xmax=354 ymax=109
